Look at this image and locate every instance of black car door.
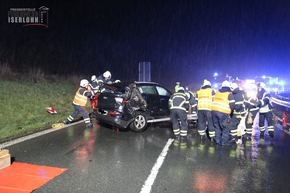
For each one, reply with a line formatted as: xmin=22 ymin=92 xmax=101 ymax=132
xmin=155 ymin=85 xmax=171 ymax=116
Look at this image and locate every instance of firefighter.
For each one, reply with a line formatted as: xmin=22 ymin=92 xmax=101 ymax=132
xmin=90 ymin=75 xmax=101 ymax=94
xmin=229 ymin=83 xmax=246 ymax=144
xmin=64 ymin=79 xmax=94 ymax=129
xmin=196 ymin=79 xmax=215 ymax=141
xmin=212 ymin=80 xmax=235 ymax=145
xmin=257 ymin=82 xmax=274 ymax=138
xmin=244 ymin=87 xmax=260 ymax=139
xmin=97 ymin=71 xmax=113 ymax=92
xmin=169 ymin=87 xmax=189 ymax=140
xmin=89 ymin=75 xmax=101 ymax=111
xmin=185 ymin=86 xmax=197 ymax=113
xmin=98 ymin=71 xmax=112 ymax=84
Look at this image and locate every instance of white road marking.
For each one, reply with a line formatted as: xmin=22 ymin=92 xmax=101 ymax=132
xmin=0 ymin=121 xmax=82 ymax=149
xmin=140 ymin=138 xmax=174 ymax=193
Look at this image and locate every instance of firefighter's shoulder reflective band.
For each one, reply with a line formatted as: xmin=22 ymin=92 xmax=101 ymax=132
xmin=52 ymin=123 xmax=65 ymax=128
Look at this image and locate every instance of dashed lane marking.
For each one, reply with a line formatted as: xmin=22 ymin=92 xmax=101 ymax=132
xmin=140 ymin=138 xmax=174 ymax=193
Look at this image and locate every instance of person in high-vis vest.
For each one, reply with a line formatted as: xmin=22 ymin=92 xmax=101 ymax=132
xmin=196 ymin=79 xmax=215 ymax=141
xmin=212 ymin=80 xmax=235 ymax=145
xmin=229 ymin=83 xmax=246 ymax=144
xmin=64 ymin=79 xmax=94 ymax=129
xmin=244 ymin=87 xmax=260 ymax=139
xmin=257 ymin=82 xmax=274 ymax=138
xmin=169 ymin=87 xmax=189 ymax=141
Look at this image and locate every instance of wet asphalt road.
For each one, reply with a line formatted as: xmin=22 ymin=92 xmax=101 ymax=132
xmin=2 ymin=119 xmax=290 ymax=193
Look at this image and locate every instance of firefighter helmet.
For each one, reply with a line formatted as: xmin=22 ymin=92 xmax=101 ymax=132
xmin=202 ymin=79 xmax=211 ymax=87
xmin=103 ymin=71 xmax=111 ymax=79
xmin=230 ymin=83 xmax=239 ymax=90
xmin=91 ymin=75 xmax=97 ymax=82
xmin=177 ymin=87 xmax=185 ymax=92
xmin=222 ymin=80 xmax=231 ymax=88
xmin=80 ymin=79 xmax=89 ymax=87
xmin=257 ymin=82 xmax=266 ymax=88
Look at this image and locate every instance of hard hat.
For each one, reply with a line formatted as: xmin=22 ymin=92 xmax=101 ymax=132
xmin=114 ymin=79 xmax=121 ymax=83
xmin=230 ymin=83 xmax=239 ymax=90
xmin=80 ymin=79 xmax=89 ymax=87
xmin=257 ymin=82 xmax=266 ymax=88
xmin=202 ymin=79 xmax=211 ymax=87
xmin=176 ymin=82 xmax=180 ymax=84
xmin=221 ymin=80 xmax=231 ymax=88
xmin=103 ymin=71 xmax=111 ymax=79
xmin=91 ymin=75 xmax=97 ymax=82
xmin=177 ymin=87 xmax=184 ymax=92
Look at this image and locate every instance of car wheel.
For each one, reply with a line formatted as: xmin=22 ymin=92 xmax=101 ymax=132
xmin=129 ymin=112 xmax=148 ymax=132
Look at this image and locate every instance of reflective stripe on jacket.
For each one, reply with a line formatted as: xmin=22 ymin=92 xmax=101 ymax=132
xmin=169 ymin=92 xmax=188 ymax=111
xmin=259 ymin=92 xmax=272 ymax=113
xmin=73 ymin=87 xmax=88 ymax=106
xmin=197 ymin=88 xmax=213 ymax=110
xmin=212 ymin=92 xmax=231 ymax=114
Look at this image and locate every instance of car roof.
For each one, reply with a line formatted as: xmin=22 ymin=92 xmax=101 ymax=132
xmin=134 ymin=81 xmax=161 ymax=86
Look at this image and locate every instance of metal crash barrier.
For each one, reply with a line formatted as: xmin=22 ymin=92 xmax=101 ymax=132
xmin=271 ymin=95 xmax=290 ymax=127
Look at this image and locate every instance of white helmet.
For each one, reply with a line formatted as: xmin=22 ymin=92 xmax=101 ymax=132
xmin=230 ymin=83 xmax=239 ymax=90
xmin=91 ymin=75 xmax=97 ymax=82
xmin=222 ymin=80 xmax=231 ymax=88
xmin=202 ymin=79 xmax=211 ymax=87
xmin=103 ymin=71 xmax=111 ymax=79
xmin=80 ymin=79 xmax=89 ymax=87
xmin=177 ymin=87 xmax=184 ymax=92
xmin=257 ymin=82 xmax=266 ymax=88
xmin=114 ymin=79 xmax=121 ymax=83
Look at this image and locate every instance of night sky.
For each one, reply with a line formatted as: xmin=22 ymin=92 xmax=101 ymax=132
xmin=1 ymin=0 xmax=290 ymax=89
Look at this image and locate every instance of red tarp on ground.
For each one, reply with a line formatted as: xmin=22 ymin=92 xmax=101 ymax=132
xmin=0 ymin=162 xmax=67 ymax=193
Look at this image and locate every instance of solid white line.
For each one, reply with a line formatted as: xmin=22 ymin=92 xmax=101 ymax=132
xmin=0 ymin=121 xmax=82 ymax=149
xmin=140 ymin=138 xmax=174 ymax=193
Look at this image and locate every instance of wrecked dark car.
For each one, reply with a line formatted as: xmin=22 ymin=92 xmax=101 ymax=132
xmin=91 ymin=82 xmax=173 ymax=132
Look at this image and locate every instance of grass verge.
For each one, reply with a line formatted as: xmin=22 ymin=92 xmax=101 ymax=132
xmin=0 ymin=79 xmax=88 ymax=142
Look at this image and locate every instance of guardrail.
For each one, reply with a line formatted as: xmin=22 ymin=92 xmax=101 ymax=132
xmin=271 ymin=94 xmax=290 ymax=127
xmin=271 ymin=97 xmax=290 ymax=108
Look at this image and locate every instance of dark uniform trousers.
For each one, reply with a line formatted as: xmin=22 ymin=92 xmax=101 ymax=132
xmin=229 ymin=114 xmax=245 ymax=140
xmin=245 ymin=110 xmax=259 ymax=136
xmin=68 ymin=104 xmax=90 ymax=124
xmin=259 ymin=112 xmax=274 ymax=137
xmin=212 ymin=111 xmax=231 ymax=145
xmin=171 ymin=109 xmax=188 ymax=137
xmin=198 ymin=110 xmax=215 ymax=138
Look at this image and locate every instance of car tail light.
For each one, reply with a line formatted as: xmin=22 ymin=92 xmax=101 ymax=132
xmin=109 ymin=111 xmax=123 ymax=118
xmin=109 ymin=111 xmax=117 ymax=116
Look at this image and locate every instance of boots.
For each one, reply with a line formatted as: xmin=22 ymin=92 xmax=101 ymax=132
xmin=63 ymin=119 xmax=71 ymax=124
